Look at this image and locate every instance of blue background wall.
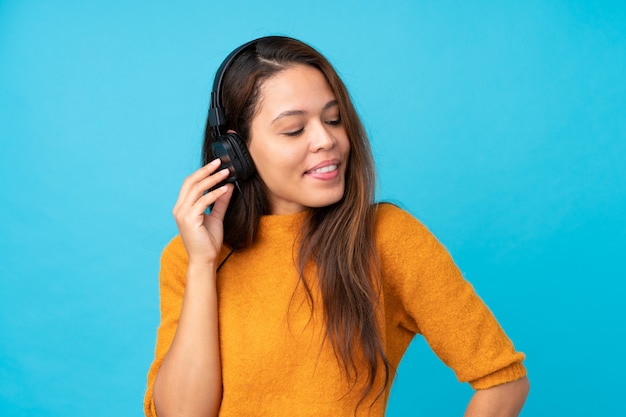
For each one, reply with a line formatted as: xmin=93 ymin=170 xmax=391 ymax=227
xmin=1 ymin=1 xmax=624 ymax=416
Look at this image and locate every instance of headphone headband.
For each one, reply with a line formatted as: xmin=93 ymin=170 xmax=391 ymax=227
xmin=207 ymin=39 xmax=259 ymax=138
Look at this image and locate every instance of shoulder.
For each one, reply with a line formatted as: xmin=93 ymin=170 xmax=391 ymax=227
xmin=374 ymin=202 xmax=420 ymax=227
xmin=159 ymin=235 xmax=189 ymax=283
xmin=373 ymin=203 xmax=458 ymax=278
xmin=373 ymin=203 xmax=437 ymax=249
xmin=161 ymin=235 xmax=188 ymax=264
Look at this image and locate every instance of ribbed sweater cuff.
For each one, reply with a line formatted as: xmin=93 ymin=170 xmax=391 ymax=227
xmin=469 ymin=362 xmax=527 ymax=390
xmin=146 ymin=397 xmax=157 ymax=417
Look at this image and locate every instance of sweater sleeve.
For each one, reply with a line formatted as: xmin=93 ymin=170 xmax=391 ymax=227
xmin=143 ymin=236 xmax=188 ymax=417
xmin=376 ymin=204 xmax=527 ymax=389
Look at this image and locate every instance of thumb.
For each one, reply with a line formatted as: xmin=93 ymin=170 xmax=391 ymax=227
xmin=209 ymin=184 xmax=235 ymax=222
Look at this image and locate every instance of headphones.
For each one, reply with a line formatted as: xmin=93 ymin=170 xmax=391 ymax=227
xmin=207 ymin=39 xmax=259 ymax=185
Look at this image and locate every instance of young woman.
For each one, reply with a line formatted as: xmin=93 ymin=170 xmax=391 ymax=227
xmin=144 ymin=36 xmax=529 ymax=417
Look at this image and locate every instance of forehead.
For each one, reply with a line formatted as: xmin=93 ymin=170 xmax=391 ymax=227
xmin=256 ymin=64 xmax=336 ymax=116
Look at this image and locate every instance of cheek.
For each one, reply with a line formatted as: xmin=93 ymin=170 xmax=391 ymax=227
xmin=340 ymin=133 xmax=351 ymax=157
xmin=250 ymin=141 xmax=300 ymax=179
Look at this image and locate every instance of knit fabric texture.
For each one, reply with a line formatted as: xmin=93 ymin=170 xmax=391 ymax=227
xmin=144 ymin=203 xmax=526 ymax=416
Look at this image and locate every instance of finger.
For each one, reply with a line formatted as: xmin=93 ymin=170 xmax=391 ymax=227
xmin=173 ymin=159 xmax=220 ymax=213
xmin=174 ymin=167 xmax=230 ymax=214
xmin=189 ymin=183 xmax=232 ymax=218
xmin=175 ymin=184 xmax=230 ymax=232
xmin=208 ymin=183 xmax=234 ymax=222
xmin=173 ymin=159 xmax=222 ymax=211
xmin=189 ymin=158 xmax=224 ymax=182
xmin=180 ymin=168 xmax=230 ymax=211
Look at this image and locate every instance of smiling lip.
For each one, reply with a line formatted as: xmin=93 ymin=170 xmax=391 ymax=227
xmin=305 ymin=160 xmax=341 ymax=180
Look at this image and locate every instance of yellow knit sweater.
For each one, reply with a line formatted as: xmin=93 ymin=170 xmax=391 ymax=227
xmin=144 ymin=204 xmax=526 ymax=416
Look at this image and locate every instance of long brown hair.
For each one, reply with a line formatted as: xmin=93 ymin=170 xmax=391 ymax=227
xmin=202 ymin=36 xmax=390 ymax=408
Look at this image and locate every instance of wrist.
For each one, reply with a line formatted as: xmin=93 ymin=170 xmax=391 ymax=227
xmin=186 ymin=260 xmax=218 ymax=282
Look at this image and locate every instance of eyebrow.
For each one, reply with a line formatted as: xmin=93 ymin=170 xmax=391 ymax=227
xmin=271 ymin=100 xmax=338 ymax=124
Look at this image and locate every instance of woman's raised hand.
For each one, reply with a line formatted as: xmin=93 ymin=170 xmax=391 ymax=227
xmin=172 ymin=158 xmax=234 ymax=266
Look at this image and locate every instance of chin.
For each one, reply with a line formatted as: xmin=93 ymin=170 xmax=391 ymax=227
xmin=308 ymin=189 xmax=345 ymax=209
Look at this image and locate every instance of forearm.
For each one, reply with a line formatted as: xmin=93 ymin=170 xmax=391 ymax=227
xmin=465 ymin=377 xmax=530 ymax=417
xmin=153 ymin=262 xmax=222 ymax=417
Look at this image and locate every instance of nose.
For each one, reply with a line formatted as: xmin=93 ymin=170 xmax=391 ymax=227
xmin=309 ymin=122 xmax=336 ymax=152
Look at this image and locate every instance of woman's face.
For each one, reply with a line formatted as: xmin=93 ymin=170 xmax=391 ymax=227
xmin=248 ymin=64 xmax=350 ymax=215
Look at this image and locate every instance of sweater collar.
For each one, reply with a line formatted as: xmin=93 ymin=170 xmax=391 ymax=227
xmin=257 ymin=210 xmax=309 ymax=238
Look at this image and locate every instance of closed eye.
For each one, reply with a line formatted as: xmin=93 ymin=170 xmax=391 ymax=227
xmin=326 ymin=118 xmax=342 ymax=126
xmin=284 ymin=128 xmax=304 ymax=137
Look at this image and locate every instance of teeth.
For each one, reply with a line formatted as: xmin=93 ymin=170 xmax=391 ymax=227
xmin=310 ymin=164 xmax=337 ymax=174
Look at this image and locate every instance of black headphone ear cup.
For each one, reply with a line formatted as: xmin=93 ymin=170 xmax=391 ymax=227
xmin=211 ymin=133 xmax=255 ymax=182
